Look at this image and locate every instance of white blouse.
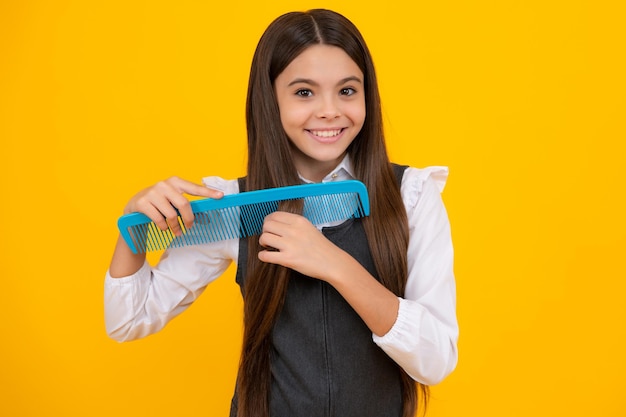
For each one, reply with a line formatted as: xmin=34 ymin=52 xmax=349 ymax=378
xmin=104 ymin=159 xmax=458 ymax=385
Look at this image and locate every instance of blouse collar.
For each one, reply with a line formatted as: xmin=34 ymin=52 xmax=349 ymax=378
xmin=298 ymin=154 xmax=356 ymax=184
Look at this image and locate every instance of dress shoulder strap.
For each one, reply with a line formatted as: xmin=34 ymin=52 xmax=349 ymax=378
xmin=391 ymin=163 xmax=409 ymax=186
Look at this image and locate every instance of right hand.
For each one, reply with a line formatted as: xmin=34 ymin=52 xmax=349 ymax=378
xmin=124 ymin=176 xmax=224 ymax=236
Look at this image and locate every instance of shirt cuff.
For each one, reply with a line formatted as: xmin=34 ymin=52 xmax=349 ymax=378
xmin=372 ymin=297 xmax=422 ymax=349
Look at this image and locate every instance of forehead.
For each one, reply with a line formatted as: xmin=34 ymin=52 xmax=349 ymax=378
xmin=278 ymin=44 xmax=363 ymax=83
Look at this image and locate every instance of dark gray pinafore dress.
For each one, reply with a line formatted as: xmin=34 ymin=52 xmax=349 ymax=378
xmin=230 ymin=165 xmax=408 ymax=417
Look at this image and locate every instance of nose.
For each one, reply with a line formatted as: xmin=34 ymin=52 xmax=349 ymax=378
xmin=317 ymin=95 xmax=341 ymax=119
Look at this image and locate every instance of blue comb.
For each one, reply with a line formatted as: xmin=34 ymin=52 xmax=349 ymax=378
xmin=118 ymin=180 xmax=370 ymax=254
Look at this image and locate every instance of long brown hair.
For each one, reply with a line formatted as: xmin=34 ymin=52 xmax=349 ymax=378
xmin=238 ymin=9 xmax=428 ymax=417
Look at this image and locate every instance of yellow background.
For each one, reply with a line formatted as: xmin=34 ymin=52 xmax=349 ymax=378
xmin=1 ymin=0 xmax=625 ymax=416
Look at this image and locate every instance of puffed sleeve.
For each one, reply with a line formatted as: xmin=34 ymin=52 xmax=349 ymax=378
xmin=104 ymin=177 xmax=240 ymax=342
xmin=372 ymin=166 xmax=458 ymax=385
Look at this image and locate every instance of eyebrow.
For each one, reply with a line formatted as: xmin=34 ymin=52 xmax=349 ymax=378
xmin=287 ymin=76 xmax=363 ymax=87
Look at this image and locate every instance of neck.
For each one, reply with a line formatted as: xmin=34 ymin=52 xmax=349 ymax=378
xmin=293 ymin=155 xmax=346 ymax=183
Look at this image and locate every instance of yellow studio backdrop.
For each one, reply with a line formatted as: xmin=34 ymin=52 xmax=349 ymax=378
xmin=1 ymin=0 xmax=624 ymax=416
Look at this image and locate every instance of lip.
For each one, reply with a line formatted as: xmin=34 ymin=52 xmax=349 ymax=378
xmin=305 ymin=128 xmax=346 ymax=144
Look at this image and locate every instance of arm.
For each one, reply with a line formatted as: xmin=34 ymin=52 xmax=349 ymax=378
xmin=109 ymin=176 xmax=223 ymax=278
xmin=105 ymin=176 xmax=235 ymax=342
xmin=372 ymin=168 xmax=458 ymax=385
xmin=258 ymin=168 xmax=458 ymax=385
xmin=258 ymin=213 xmax=399 ymax=336
xmin=104 ymin=242 xmax=235 ymax=341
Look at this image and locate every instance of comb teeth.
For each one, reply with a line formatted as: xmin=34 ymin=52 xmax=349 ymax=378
xmin=118 ymin=181 xmax=369 ymax=254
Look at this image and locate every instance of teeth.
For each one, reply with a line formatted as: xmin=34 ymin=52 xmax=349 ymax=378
xmin=310 ymin=129 xmax=342 ymax=138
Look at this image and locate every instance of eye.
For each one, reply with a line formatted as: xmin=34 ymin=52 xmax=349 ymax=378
xmin=340 ymin=87 xmax=357 ymax=96
xmin=295 ymin=89 xmax=313 ymax=97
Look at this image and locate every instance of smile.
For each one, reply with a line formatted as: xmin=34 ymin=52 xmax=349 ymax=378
xmin=308 ymin=129 xmax=344 ymax=138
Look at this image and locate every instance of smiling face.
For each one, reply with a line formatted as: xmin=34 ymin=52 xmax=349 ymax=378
xmin=274 ymin=44 xmax=366 ymax=182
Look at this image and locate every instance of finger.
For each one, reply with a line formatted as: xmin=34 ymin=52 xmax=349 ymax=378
xmin=138 ymin=189 xmax=184 ymax=235
xmin=167 ymin=176 xmax=224 ymax=199
xmin=130 ymin=190 xmax=176 ymax=231
xmin=164 ymin=192 xmax=195 ymax=230
xmin=141 ymin=204 xmax=170 ymax=232
xmin=258 ymin=249 xmax=282 ymax=265
xmin=258 ymin=231 xmax=283 ymax=251
xmin=165 ymin=179 xmax=224 ymax=229
xmin=153 ymin=183 xmax=205 ymax=230
xmin=154 ymin=198 xmax=184 ymax=236
xmin=264 ymin=211 xmax=298 ymax=224
xmin=261 ymin=212 xmax=297 ymax=236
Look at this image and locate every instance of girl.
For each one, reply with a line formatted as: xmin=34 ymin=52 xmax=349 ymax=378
xmin=105 ymin=9 xmax=458 ymax=417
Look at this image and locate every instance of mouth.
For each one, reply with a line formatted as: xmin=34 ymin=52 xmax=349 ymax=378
xmin=306 ymin=128 xmax=345 ymax=142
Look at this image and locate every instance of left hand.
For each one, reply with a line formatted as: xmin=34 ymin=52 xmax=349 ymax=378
xmin=257 ymin=211 xmax=344 ymax=281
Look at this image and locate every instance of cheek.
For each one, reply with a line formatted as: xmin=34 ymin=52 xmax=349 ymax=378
xmin=358 ymin=108 xmax=367 ymax=126
xmin=345 ymin=97 xmax=366 ymax=122
xmin=349 ymin=105 xmax=366 ymax=129
xmin=280 ymin=106 xmax=311 ymax=129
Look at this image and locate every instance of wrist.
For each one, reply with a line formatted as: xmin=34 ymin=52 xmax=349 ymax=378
xmin=325 ymin=249 xmax=361 ymax=287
